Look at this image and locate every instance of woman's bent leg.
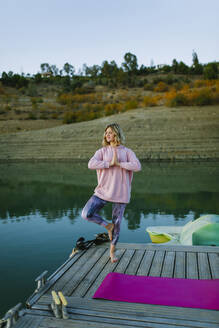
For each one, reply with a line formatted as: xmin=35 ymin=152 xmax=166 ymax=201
xmin=81 ymin=195 xmax=108 ymax=227
xmin=111 ymin=203 xmax=126 ymax=245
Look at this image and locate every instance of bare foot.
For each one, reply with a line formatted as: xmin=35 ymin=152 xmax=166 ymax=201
xmin=110 ymin=253 xmax=118 ymax=263
xmin=106 ymin=223 xmax=114 ymax=241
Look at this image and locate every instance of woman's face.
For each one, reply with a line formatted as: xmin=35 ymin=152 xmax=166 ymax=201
xmin=105 ymin=127 xmax=116 ymax=144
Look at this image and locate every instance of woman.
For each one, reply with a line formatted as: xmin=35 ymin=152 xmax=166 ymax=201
xmin=81 ymin=123 xmax=141 ymax=263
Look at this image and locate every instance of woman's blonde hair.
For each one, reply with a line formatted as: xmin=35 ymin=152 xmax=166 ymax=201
xmin=102 ymin=123 xmax=125 ymax=146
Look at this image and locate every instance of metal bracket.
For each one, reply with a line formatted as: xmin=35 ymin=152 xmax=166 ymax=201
xmin=0 ymin=303 xmax=22 ymax=328
xmin=34 ymin=270 xmax=48 ymax=293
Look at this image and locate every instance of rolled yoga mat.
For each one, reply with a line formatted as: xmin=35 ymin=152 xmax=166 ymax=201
xmin=93 ymin=272 xmax=219 ymax=310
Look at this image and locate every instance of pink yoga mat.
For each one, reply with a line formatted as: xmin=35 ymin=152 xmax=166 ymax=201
xmin=93 ymin=272 xmax=219 ymax=310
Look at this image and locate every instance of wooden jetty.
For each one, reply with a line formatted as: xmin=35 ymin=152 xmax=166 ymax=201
xmin=2 ymin=243 xmax=219 ymax=327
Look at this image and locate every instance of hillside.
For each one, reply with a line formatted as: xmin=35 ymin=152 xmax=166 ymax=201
xmin=0 ymin=105 xmax=219 ymax=162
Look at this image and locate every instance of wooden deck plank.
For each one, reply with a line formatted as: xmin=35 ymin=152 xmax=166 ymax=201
xmin=48 ymin=247 xmax=97 ymax=292
xmin=197 ymin=253 xmax=212 ymax=279
xmin=125 ymin=249 xmax=145 ymax=275
xmin=84 ymin=248 xmax=126 ymax=299
xmin=37 ymin=316 xmax=196 ymax=328
xmin=149 ymin=250 xmax=165 ymax=277
xmin=38 ymin=316 xmax=140 ymax=328
xmin=72 ymin=248 xmax=110 ymax=297
xmin=61 ymin=247 xmax=106 ymax=296
xmin=65 ymin=308 xmax=218 ymax=328
xmin=115 ymin=243 xmax=219 ymax=253
xmin=14 ymin=315 xmax=43 ymax=328
xmin=186 ymin=252 xmax=198 ymax=279
xmin=34 ymin=296 xmax=219 ymax=325
xmin=137 ymin=250 xmax=155 ymax=276
xmin=161 ymin=251 xmax=175 ymax=277
xmin=174 ymin=251 xmax=186 ymax=278
xmin=23 ymin=306 xmax=219 ymax=328
xmin=208 ymin=253 xmax=219 ymax=279
xmin=114 ymin=249 xmax=136 ymax=273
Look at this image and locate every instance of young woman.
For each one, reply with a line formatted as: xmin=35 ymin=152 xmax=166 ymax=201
xmin=81 ymin=123 xmax=141 ymax=263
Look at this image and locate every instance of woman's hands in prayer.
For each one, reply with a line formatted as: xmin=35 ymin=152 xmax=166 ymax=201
xmin=110 ymin=148 xmax=120 ymax=167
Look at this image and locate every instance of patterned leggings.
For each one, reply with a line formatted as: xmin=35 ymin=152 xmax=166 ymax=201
xmin=81 ymin=195 xmax=126 ymax=245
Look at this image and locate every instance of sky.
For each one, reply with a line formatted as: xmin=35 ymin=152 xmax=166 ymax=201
xmin=0 ymin=0 xmax=219 ymax=75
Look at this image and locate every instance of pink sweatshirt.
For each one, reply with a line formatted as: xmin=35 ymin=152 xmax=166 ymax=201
xmin=88 ymin=145 xmax=141 ymax=203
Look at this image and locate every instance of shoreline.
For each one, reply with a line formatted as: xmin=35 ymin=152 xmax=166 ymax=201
xmin=1 ymin=158 xmax=219 ymax=164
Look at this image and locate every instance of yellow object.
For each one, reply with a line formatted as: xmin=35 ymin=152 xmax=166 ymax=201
xmin=52 ymin=291 xmax=61 ymax=305
xmin=58 ymin=292 xmax=68 ymax=307
xmin=148 ymin=232 xmax=171 ymax=243
xmin=146 ymin=226 xmax=182 ymax=244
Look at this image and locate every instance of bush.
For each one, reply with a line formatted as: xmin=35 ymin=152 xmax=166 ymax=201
xmin=0 ymin=85 xmax=5 ymax=94
xmin=203 ymin=63 xmax=218 ymax=80
xmin=26 ymin=83 xmax=38 ymax=97
xmin=143 ymin=83 xmax=153 ymax=91
xmin=190 ymin=89 xmax=212 ymax=106
xmin=124 ymin=99 xmax=138 ymax=110
xmin=169 ymin=93 xmax=188 ymax=107
xmin=104 ymin=103 xmax=122 ymax=116
xmin=63 ymin=111 xmax=77 ymax=124
xmin=57 ymin=93 xmax=97 ymax=105
xmin=143 ymin=95 xmax=160 ymax=107
xmin=165 ymin=90 xmax=188 ymax=107
xmin=154 ymin=81 xmax=169 ymax=92
xmin=28 ymin=112 xmax=37 ymax=119
xmin=165 ymin=85 xmax=219 ymax=107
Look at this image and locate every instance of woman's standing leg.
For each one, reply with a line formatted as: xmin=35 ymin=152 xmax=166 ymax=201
xmin=81 ymin=195 xmax=114 ymax=239
xmin=110 ymin=203 xmax=126 ymax=262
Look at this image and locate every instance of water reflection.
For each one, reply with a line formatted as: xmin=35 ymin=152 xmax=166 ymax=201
xmin=0 ymin=161 xmax=219 ymax=227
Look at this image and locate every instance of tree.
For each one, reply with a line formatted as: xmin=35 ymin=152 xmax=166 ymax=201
xmin=178 ymin=61 xmax=189 ymax=74
xmin=122 ymin=52 xmax=138 ymax=74
xmin=172 ymin=59 xmax=178 ymax=74
xmin=161 ymin=65 xmax=172 ymax=73
xmin=34 ymin=73 xmax=42 ymax=83
xmin=84 ymin=65 xmax=100 ymax=78
xmin=192 ymin=51 xmax=199 ymax=67
xmin=101 ymin=60 xmax=118 ymax=78
xmin=203 ymin=62 xmax=218 ymax=79
xmin=50 ymin=65 xmax=59 ymax=76
xmin=40 ymin=63 xmax=50 ymax=73
xmin=191 ymin=51 xmax=203 ymax=74
xmin=63 ymin=63 xmax=75 ymax=76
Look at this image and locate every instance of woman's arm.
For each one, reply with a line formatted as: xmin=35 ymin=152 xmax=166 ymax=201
xmin=88 ymin=149 xmax=110 ymax=170
xmin=119 ymin=149 xmax=141 ymax=172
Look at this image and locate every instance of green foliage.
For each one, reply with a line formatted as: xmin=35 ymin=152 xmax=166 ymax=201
xmin=192 ymin=89 xmax=212 ymax=106
xmin=122 ymin=52 xmax=138 ymax=73
xmin=203 ymin=63 xmax=218 ymax=80
xmin=124 ymin=99 xmax=138 ymax=110
xmin=34 ymin=73 xmax=42 ymax=83
xmin=28 ymin=111 xmax=37 ymax=119
xmin=169 ymin=93 xmax=188 ymax=107
xmin=1 ymin=71 xmax=29 ymax=88
xmin=101 ymin=60 xmax=119 ymax=78
xmin=192 ymin=51 xmax=199 ymax=67
xmin=63 ymin=63 xmax=75 ymax=76
xmin=26 ymin=83 xmax=39 ymax=97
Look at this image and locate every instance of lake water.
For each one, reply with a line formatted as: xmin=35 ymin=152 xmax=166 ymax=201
xmin=0 ymin=161 xmax=219 ymax=316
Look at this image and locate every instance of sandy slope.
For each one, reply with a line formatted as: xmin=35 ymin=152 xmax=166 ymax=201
xmin=0 ymin=105 xmax=219 ymax=162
